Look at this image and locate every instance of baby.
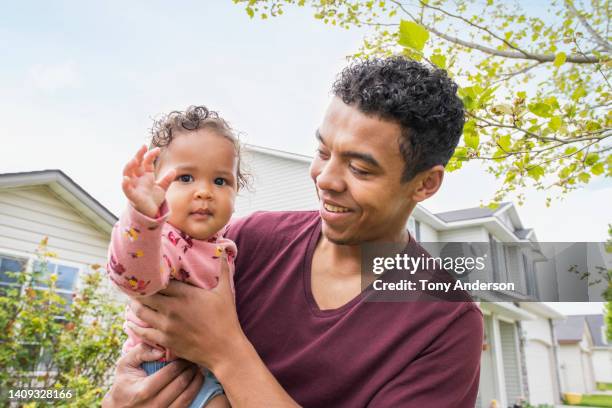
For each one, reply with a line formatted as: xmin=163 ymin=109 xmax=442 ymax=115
xmin=107 ymin=106 xmax=246 ymax=408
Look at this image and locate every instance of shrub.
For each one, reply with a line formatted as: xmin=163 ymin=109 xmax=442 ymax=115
xmin=0 ymin=238 xmax=125 ymax=407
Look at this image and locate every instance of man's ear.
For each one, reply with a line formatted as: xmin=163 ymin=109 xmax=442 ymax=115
xmin=410 ymin=165 xmax=445 ymax=203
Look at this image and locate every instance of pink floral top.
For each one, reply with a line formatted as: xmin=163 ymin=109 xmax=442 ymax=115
xmin=106 ymin=202 xmax=236 ymax=360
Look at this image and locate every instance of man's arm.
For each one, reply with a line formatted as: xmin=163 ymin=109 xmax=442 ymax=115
xmin=125 ymin=255 xmax=300 ymax=407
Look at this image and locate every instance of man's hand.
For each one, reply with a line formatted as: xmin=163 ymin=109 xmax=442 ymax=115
xmin=126 ymin=255 xmax=245 ymax=370
xmin=102 ymin=343 xmax=204 ymax=408
xmin=122 ymin=145 xmax=176 ymax=218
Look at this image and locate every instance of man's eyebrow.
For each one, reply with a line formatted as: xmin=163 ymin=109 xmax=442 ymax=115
xmin=315 ymin=129 xmax=381 ymax=169
xmin=342 ymin=151 xmax=381 ymax=168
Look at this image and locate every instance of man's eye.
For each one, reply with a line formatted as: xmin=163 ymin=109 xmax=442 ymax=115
xmin=316 ymin=149 xmax=329 ymax=159
xmin=214 ymin=177 xmax=226 ymax=186
xmin=177 ymin=175 xmax=194 ymax=183
xmin=349 ymin=165 xmax=369 ymax=176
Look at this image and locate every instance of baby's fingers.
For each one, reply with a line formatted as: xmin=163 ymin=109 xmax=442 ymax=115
xmin=156 ymin=168 xmax=176 ymax=191
xmin=121 ymin=176 xmax=135 ymax=197
xmin=123 ymin=145 xmax=147 ymax=178
xmin=133 ymin=145 xmax=148 ymax=177
xmin=143 ymin=147 xmax=161 ymax=173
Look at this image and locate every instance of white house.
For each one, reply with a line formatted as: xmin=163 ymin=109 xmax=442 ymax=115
xmin=555 ymin=315 xmax=597 ymax=394
xmin=0 ymin=170 xmax=116 ymax=309
xmin=586 ymin=314 xmax=612 ymax=386
xmin=519 ymin=302 xmax=564 ymax=406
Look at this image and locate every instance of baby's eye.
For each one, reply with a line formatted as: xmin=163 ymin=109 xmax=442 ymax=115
xmin=214 ymin=177 xmax=226 ymax=186
xmin=177 ymin=174 xmax=194 ymax=183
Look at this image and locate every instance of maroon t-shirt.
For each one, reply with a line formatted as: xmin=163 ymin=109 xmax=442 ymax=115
xmin=226 ymin=211 xmax=483 ymax=408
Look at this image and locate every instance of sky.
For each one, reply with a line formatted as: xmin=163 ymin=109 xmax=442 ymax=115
xmin=1 ymin=1 xmax=609 ymax=314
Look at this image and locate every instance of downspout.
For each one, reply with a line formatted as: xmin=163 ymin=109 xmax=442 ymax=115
xmin=549 ymin=318 xmax=563 ymax=404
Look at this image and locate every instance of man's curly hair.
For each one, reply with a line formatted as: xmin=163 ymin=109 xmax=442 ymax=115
xmin=149 ymin=105 xmax=248 ymax=190
xmin=332 ymin=57 xmax=465 ymax=182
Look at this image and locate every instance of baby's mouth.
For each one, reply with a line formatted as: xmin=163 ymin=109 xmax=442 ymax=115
xmin=191 ymin=208 xmax=213 ymax=216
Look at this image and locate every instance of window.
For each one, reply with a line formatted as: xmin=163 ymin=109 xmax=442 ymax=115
xmin=0 ymin=252 xmax=81 ymax=314
xmin=32 ymin=261 xmax=80 ymax=314
xmin=0 ymin=255 xmax=27 ymax=286
xmin=0 ymin=252 xmax=82 ymax=373
xmin=489 ymin=234 xmax=507 ymax=282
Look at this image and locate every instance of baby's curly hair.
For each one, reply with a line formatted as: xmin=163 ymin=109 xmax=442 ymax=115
xmin=149 ymin=105 xmax=248 ymax=190
xmin=332 ymin=57 xmax=465 ymax=182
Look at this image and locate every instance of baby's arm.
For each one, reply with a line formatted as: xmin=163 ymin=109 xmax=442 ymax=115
xmin=107 ymin=145 xmax=177 ymax=297
xmin=108 ymin=203 xmax=178 ymax=296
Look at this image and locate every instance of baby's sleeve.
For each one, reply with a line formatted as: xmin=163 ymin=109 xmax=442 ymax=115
xmin=107 ymin=202 xmax=176 ymax=297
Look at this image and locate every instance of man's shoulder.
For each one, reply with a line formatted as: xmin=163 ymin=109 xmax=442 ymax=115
xmin=226 ymin=210 xmax=319 ymax=241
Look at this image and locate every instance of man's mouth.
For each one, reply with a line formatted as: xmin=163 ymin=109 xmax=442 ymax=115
xmin=323 ymin=202 xmax=351 ymax=213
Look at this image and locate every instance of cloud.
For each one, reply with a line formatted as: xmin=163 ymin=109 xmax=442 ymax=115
xmin=26 ymin=61 xmax=80 ymax=92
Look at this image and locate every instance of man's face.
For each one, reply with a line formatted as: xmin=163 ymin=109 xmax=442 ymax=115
xmin=309 ymin=97 xmax=419 ymax=245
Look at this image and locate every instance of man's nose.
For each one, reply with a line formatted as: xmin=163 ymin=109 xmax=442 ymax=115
xmin=315 ymin=158 xmax=346 ymax=193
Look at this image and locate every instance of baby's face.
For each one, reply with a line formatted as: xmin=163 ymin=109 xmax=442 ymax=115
xmin=157 ymin=129 xmax=238 ymax=240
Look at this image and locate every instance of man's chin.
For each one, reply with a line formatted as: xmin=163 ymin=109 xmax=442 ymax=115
xmin=321 ymin=225 xmax=359 ymax=246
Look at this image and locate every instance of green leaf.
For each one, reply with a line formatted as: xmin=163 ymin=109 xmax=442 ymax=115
xmin=498 ymin=135 xmax=512 ymax=151
xmin=592 ymin=162 xmax=605 ymax=175
xmin=564 ymin=146 xmax=578 ymax=155
xmin=464 ymin=131 xmax=479 ymax=150
xmin=586 ymin=153 xmax=599 ymax=166
xmin=246 ymin=7 xmax=254 ymax=18
xmin=493 ymin=104 xmax=513 ymax=115
xmin=527 ymin=165 xmax=545 ymax=180
xmin=553 ymin=52 xmax=567 ymax=67
xmin=528 ymin=102 xmax=552 ymax=118
xmin=549 ymin=116 xmax=563 ymax=131
xmin=571 ymin=86 xmax=587 ymax=101
xmin=398 ymin=20 xmax=429 ymax=51
xmin=430 ymin=53 xmax=446 ymax=69
xmin=453 ymin=146 xmax=469 ymax=160
xmin=578 ymin=172 xmax=591 ymax=183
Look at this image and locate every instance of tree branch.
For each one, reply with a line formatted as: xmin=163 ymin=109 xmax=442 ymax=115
xmin=419 ymin=0 xmax=532 ymax=57
xmin=389 ymin=0 xmax=604 ymax=63
xmin=469 ymin=112 xmax=610 ymax=143
xmin=565 ymin=0 xmax=612 ymax=53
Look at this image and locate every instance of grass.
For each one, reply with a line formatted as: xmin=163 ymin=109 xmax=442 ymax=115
xmin=597 ymin=382 xmax=612 ymax=391
xmin=567 ymin=394 xmax=612 ymax=407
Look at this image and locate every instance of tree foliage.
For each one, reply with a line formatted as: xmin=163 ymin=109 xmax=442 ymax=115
xmin=0 ymin=238 xmax=124 ymax=407
xmin=235 ymin=0 xmax=611 ymax=206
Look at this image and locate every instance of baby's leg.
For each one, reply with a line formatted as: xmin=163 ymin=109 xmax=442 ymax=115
xmin=206 ymin=394 xmax=230 ymax=408
xmin=141 ymin=359 xmax=171 ymax=375
xmin=187 ymin=370 xmax=227 ymax=408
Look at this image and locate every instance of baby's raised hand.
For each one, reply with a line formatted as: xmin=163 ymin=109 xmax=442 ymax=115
xmin=122 ymin=145 xmax=176 ymax=218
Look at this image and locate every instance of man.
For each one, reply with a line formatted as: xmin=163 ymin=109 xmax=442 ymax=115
xmin=103 ymin=57 xmax=483 ymax=407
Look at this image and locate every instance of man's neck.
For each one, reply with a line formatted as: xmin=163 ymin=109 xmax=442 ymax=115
xmin=316 ymin=229 xmax=409 ymax=277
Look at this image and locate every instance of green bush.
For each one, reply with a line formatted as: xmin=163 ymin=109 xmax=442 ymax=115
xmin=0 ymin=238 xmax=125 ymax=407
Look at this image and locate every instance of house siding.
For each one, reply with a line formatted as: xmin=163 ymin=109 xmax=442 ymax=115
xmin=235 ymin=150 xmax=318 ymax=217
xmin=0 ymin=186 xmax=109 ymax=266
xmin=438 ymin=226 xmax=489 ymax=242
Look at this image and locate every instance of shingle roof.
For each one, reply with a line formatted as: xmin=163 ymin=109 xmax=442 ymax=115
xmin=554 ymin=315 xmax=587 ymax=344
xmin=434 ymin=206 xmax=500 ymax=223
xmin=585 ymin=314 xmax=608 ymax=347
